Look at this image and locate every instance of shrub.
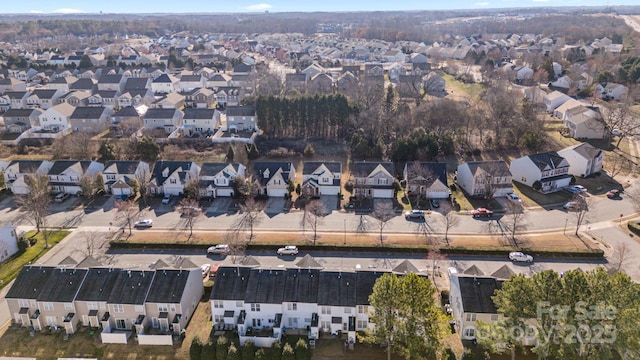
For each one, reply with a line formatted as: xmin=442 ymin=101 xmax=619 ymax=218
xmin=201 ymin=341 xmax=216 ymax=360
xmin=303 ymin=143 xmax=315 ymax=157
xmin=190 ymin=337 xmax=203 ymax=360
xmin=344 ymin=180 xmax=354 ymax=193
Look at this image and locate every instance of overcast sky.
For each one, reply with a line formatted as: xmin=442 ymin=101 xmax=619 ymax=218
xmin=13 ymin=0 xmax=635 ymax=14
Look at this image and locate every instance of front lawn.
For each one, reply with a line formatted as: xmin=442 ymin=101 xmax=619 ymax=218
xmin=0 ymin=230 xmax=69 ymax=290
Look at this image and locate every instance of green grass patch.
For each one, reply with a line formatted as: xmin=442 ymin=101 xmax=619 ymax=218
xmin=0 ymin=230 xmax=69 ymax=290
xmin=441 ymin=73 xmax=484 ymax=102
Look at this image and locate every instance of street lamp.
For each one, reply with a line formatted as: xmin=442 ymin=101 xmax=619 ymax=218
xmin=344 ymin=218 xmax=347 ymax=245
xmin=564 ymin=218 xmax=568 ymax=235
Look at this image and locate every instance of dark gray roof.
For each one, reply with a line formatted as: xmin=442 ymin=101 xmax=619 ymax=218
xmin=239 ymin=256 xmax=261 ymax=267
xmin=245 ymin=268 xmax=285 ymax=304
xmin=465 ymin=160 xmax=511 ymax=177
xmin=70 ymin=106 xmax=107 ymax=119
xmin=302 ymin=161 xmax=341 ymax=175
xmin=70 ymin=78 xmax=96 ymax=90
xmin=152 ymin=161 xmax=195 ymax=187
xmin=317 ymin=271 xmax=357 ymax=306
xmin=5 ymin=266 xmax=56 ymax=300
xmin=76 ymin=256 xmax=102 ymax=268
xmin=253 ymin=162 xmax=293 ymax=187
xmin=104 ymin=160 xmax=141 ymax=175
xmin=93 ymin=90 xmax=118 ymax=98
xmin=295 ymin=254 xmax=323 ymax=269
xmin=124 ymin=78 xmax=149 ymax=90
xmin=50 ymin=77 xmax=75 ymax=84
xmin=37 ymin=268 xmax=88 ymax=302
xmin=527 ymin=151 xmax=567 ymax=171
xmin=149 ymin=259 xmax=170 ymax=269
xmin=48 ymin=160 xmax=95 ymax=175
xmin=153 ymin=74 xmax=173 ymax=83
xmin=286 ymin=73 xmax=307 ymax=82
xmin=355 ymin=271 xmax=386 ymax=305
xmin=174 ymin=256 xmax=198 ymax=269
xmin=146 ymin=269 xmax=190 ymax=304
xmin=30 ymin=89 xmax=58 ymax=99
xmin=7 ymin=160 xmax=44 ymax=173
xmin=233 ymin=63 xmax=252 ymax=73
xmin=353 ymin=162 xmax=395 ymax=178
xmin=144 ymin=108 xmax=179 ymax=119
xmin=226 ymin=105 xmax=255 ymax=117
xmin=58 ymin=256 xmax=78 ymax=266
xmin=183 ymin=108 xmax=216 ymax=120
xmin=392 ymin=260 xmax=420 ymax=274
xmin=283 ymin=269 xmax=320 ymax=303
xmin=98 ymin=74 xmax=123 ymax=84
xmin=458 ymin=276 xmax=503 ymax=313
xmin=113 ymin=106 xmax=139 ymax=118
xmin=463 ymin=265 xmax=485 ymax=276
xmin=180 ymin=75 xmax=203 ymax=82
xmin=491 ymin=265 xmax=515 ymax=279
xmin=3 ymin=91 xmax=28 ymax=99
xmin=107 ymin=270 xmax=156 ymax=305
xmin=200 ymin=162 xmax=240 ymax=177
xmin=75 ymin=268 xmax=121 ymax=302
xmin=211 ymin=266 xmax=251 ymax=301
xmin=404 ymin=162 xmax=447 ymax=188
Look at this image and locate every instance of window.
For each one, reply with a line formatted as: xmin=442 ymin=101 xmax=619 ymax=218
xmin=490 ymin=314 xmax=499 ymax=322
xmin=464 ymin=328 xmax=476 ymax=338
xmin=99 ymin=303 xmax=106 ymax=310
xmin=465 ymin=313 xmax=476 ymax=322
xmin=321 ymin=306 xmax=331 ymax=315
xmin=251 ymin=304 xmax=260 ymax=312
xmin=357 ymin=305 xmax=367 ymax=314
xmin=343 ymin=322 xmax=348 ymax=331
xmin=236 ymin=301 xmax=243 ymax=308
xmin=288 ymin=317 xmax=298 ymax=327
xmin=213 ymin=315 xmax=224 ymax=323
xmin=42 ymin=302 xmax=54 ymax=311
xmin=170 ymin=304 xmax=176 ymax=312
xmin=115 ymin=319 xmax=126 ymax=329
xmin=87 ymin=302 xmax=98 ymax=310
xmin=288 ymin=303 xmax=297 ymax=311
xmin=378 ymin=178 xmax=388 ymax=185
xmin=46 ymin=316 xmax=57 ymax=327
xmin=357 ymin=320 xmax=368 ymax=329
xmin=320 ymin=320 xmax=330 ymax=331
xmin=213 ymin=300 xmax=223 ymax=309
xmin=158 ymin=304 xmax=168 ymax=312
xmin=344 ymin=307 xmax=351 ymax=314
xmin=112 ymin=304 xmax=124 ymax=313
xmin=64 ymin=303 xmax=73 ymax=311
xmin=135 ymin=305 xmax=144 ymax=313
xmin=169 ymin=178 xmax=177 ymax=184
xmin=18 ymin=299 xmax=29 ymax=308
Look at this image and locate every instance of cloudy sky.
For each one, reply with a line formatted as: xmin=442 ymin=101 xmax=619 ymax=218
xmin=15 ymin=0 xmax=635 ymax=14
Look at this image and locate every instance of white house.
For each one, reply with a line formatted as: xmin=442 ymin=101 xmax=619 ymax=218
xmin=557 ymin=143 xmax=604 ymax=178
xmin=151 ymin=74 xmax=179 ymax=94
xmin=456 ymin=160 xmax=513 ymax=198
xmin=149 ymin=161 xmax=200 ymax=196
xmin=0 ymin=224 xmax=20 ymax=264
xmin=226 ymin=105 xmax=256 ymax=132
xmin=352 ymin=162 xmax=395 ymax=199
xmin=142 ymin=108 xmax=184 ymax=135
xmin=182 ymin=108 xmax=219 ymax=137
xmin=198 ymin=162 xmax=246 ymax=198
xmin=510 ymin=152 xmax=571 ymax=193
xmin=47 ymin=160 xmax=105 ymax=194
xmin=37 ymin=103 xmax=75 ymax=131
xmin=550 ymin=75 xmax=573 ymax=90
xmin=4 ymin=160 xmax=54 ymax=195
xmin=102 ymin=160 xmax=151 ymax=196
xmin=595 ymin=82 xmax=628 ymax=101
xmin=301 ymin=162 xmax=342 ymax=197
xmin=553 ymin=98 xmax=583 ymax=120
xmin=562 ymin=106 xmax=606 ymax=139
xmin=543 ymin=91 xmax=571 ymax=113
xmin=253 ymin=162 xmax=295 ymax=197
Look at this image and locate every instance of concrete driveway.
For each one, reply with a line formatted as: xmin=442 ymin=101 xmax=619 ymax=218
xmin=264 ymin=198 xmax=286 ymax=216
xmin=206 ymin=198 xmax=234 ymax=216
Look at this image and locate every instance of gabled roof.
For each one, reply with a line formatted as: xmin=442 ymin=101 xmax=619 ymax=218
xmin=253 ymin=161 xmax=293 ymax=186
xmin=70 ymin=78 xmax=96 ymax=90
xmin=245 ymin=268 xmax=285 ymax=304
xmin=352 ymin=162 xmax=394 ymax=178
xmin=97 ymin=74 xmax=123 ymax=84
xmin=239 ymin=256 xmax=261 ymax=267
xmin=76 ymin=256 xmax=102 ymax=268
xmin=48 ymin=160 xmax=96 ymax=176
xmin=149 ymin=259 xmax=170 ymax=269
xmin=152 ymin=160 xmax=195 ymax=186
xmin=6 ymin=266 xmax=55 ymax=300
xmin=180 ymin=75 xmax=203 ymax=82
xmin=47 ymin=103 xmax=76 ymax=116
xmin=174 ymin=256 xmax=198 ymax=269
xmin=146 ymin=269 xmax=191 ymax=304
xmin=200 ymin=162 xmax=241 ymax=177
xmin=491 ymin=265 xmax=515 ymax=279
xmin=457 ymin=276 xmax=503 ymax=313
xmin=463 ymin=265 xmax=485 ymax=276
xmin=211 ymin=266 xmax=251 ymax=301
xmin=107 ymin=270 xmax=155 ymax=305
xmin=103 ymin=160 xmax=141 ymax=175
xmin=6 ymin=160 xmax=45 ymax=174
xmin=152 ymin=74 xmax=177 ymax=83
xmin=317 ymin=271 xmax=357 ymax=306
xmin=464 ymin=160 xmax=511 ymax=177
xmin=295 ymin=254 xmax=323 ymax=269
xmin=283 ymin=268 xmax=320 ymax=303
xmin=30 ymin=89 xmax=58 ymax=99
xmin=404 ymin=162 xmax=447 ymax=188
xmin=143 ymin=108 xmax=180 ymax=119
xmin=123 ymin=78 xmax=150 ymax=90
xmin=70 ymin=106 xmax=107 ymax=119
xmin=183 ymin=108 xmax=216 ymax=120
xmin=113 ymin=106 xmax=140 ymax=118
xmin=58 ymin=256 xmax=78 ymax=266
xmin=302 ymin=161 xmax=341 ymax=175
xmin=226 ymin=105 xmax=255 ymax=117
xmin=563 ymin=142 xmax=602 ymax=160
xmin=392 ymin=260 xmax=420 ymax=274
xmin=527 ymin=151 xmax=567 ymax=171
xmin=37 ymin=268 xmax=88 ymax=302
xmin=75 ymin=268 xmax=121 ymax=302
xmin=355 ymin=271 xmax=387 ymax=305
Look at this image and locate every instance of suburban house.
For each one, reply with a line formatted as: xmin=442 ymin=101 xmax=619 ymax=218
xmin=402 ymin=162 xmax=450 ymax=199
xmin=3 ymin=160 xmax=54 ymax=194
xmin=510 ymin=152 xmax=571 ymax=193
xmin=74 ymin=267 xmax=122 ymax=329
xmin=562 ymin=106 xmax=606 ymax=139
xmin=149 ymin=161 xmax=200 ymax=196
xmin=68 ymin=106 xmax=112 ymax=133
xmin=301 ymin=162 xmax=342 ymax=197
xmin=88 ymin=90 xmax=119 ymax=109
xmin=252 ymin=162 xmax=295 ymax=197
xmin=0 ymin=224 xmax=20 ymax=264
xmin=151 ymin=74 xmax=179 ymax=94
xmin=422 ymin=72 xmax=446 ymax=93
xmin=26 ymin=89 xmax=62 ymax=110
xmin=225 ymin=105 xmax=257 ymax=132
xmin=102 ymin=160 xmax=151 ymax=196
xmin=1 ymin=108 xmax=42 ymax=133
xmin=553 ymin=98 xmax=583 ymax=119
xmin=595 ymin=82 xmax=628 ymax=101
xmin=47 ymin=160 xmax=105 ymax=195
xmin=557 ymin=142 xmax=604 ymax=178
xmin=352 ymin=162 xmax=396 ymax=199
xmin=97 ymin=74 xmax=126 ymax=92
xmin=182 ymin=108 xmax=219 ymax=137
xmin=543 ymin=90 xmax=571 ymax=113
xmin=178 ymin=74 xmax=206 ymax=92
xmin=0 ymin=77 xmax=27 ymax=93
xmin=448 ymin=268 xmax=503 ymax=340
xmin=37 ymin=103 xmax=75 ymax=132
xmin=0 ymin=91 xmax=29 ymax=111
xmin=215 ymin=87 xmax=241 ymax=108
xmin=456 ymin=160 xmax=513 ymax=198
xmin=198 ymin=162 xmax=246 ymax=199
xmin=6 ymin=266 xmax=57 ymax=332
xmin=142 ymin=108 xmax=184 ymax=135
xmin=207 ymin=73 xmax=232 ymax=89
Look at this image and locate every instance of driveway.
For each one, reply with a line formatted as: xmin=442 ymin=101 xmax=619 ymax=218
xmin=206 ymin=198 xmax=234 ymax=216
xmin=264 ymin=197 xmax=286 ymax=216
xmin=318 ymin=195 xmax=340 ymax=214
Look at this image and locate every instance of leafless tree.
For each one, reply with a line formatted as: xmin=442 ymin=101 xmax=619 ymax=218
xmin=610 ymin=242 xmax=632 ymax=273
xmin=414 ymin=221 xmax=436 ymax=246
xmin=503 ymin=201 xmax=527 ymax=247
xmin=370 ymin=202 xmax=396 ymax=246
xmin=51 ymin=132 xmax=96 ymax=160
xmin=82 ymin=231 xmax=103 ymax=257
xmin=179 ymin=198 xmax=203 ymax=239
xmin=16 ymin=174 xmax=51 ymax=247
xmin=114 ymin=199 xmax=139 ymax=236
xmin=303 ymin=200 xmax=327 ymax=245
xmin=442 ymin=211 xmax=459 ymax=246
xmin=570 ymin=196 xmax=593 ymax=236
xmin=602 ymin=102 xmax=640 ymax=149
xmin=427 ymin=247 xmax=446 ymax=290
xmin=135 ymin=165 xmax=152 ymax=205
xmin=405 ymin=161 xmax=437 ymax=209
xmin=233 ymin=198 xmax=264 ymax=241
xmin=356 ymin=214 xmax=370 ymax=236
xmin=605 ymin=152 xmax=630 ymax=178
xmin=224 ymin=231 xmax=247 ymax=264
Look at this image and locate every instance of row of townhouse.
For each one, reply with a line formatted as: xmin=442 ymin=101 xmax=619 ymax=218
xmin=6 ymin=265 xmax=203 ymax=345
xmin=210 ymin=257 xmax=423 ymax=347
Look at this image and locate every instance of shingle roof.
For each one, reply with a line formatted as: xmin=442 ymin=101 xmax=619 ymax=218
xmin=528 ymin=151 xmax=567 ymax=171
xmin=2 ymin=109 xmax=39 ymax=118
xmin=5 ymin=266 xmax=55 ymax=300
xmin=107 ymin=270 xmax=156 ymax=305
xmin=146 ymin=269 xmax=191 ymax=304
xmin=103 ymin=160 xmax=141 ymax=175
xmin=302 ymin=162 xmax=341 ymax=175
xmin=355 ymin=271 xmax=386 ymax=305
xmin=30 ymin=89 xmax=58 ymax=99
xmin=465 ymin=160 xmax=511 ymax=177
xmin=151 ymin=161 xmax=195 ymax=186
xmin=75 ymin=268 xmax=121 ymax=301
xmin=144 ymin=108 xmax=179 ymax=119
xmin=253 ymin=162 xmax=293 ymax=186
xmin=245 ymin=268 xmax=285 ymax=304
xmin=458 ymin=276 xmax=503 ymax=313
xmin=70 ymin=78 xmax=96 ymax=90
xmin=48 ymin=160 xmax=95 ymax=176
xmin=183 ymin=108 xmax=216 ymax=120
xmin=70 ymin=106 xmax=107 ymax=119
xmin=113 ymin=106 xmax=140 ymax=118
xmin=490 ymin=265 xmax=515 ymax=279
xmin=283 ymin=269 xmax=320 ymax=303
xmin=37 ymin=268 xmax=88 ymax=302
xmin=98 ymin=74 xmax=123 ymax=84
xmin=6 ymin=160 xmax=44 ymax=174
xmin=200 ymin=162 xmax=240 ymax=177
xmin=211 ymin=266 xmax=251 ymax=301
xmin=317 ymin=271 xmax=357 ymax=306
xmin=352 ymin=162 xmax=394 ymax=178
xmin=226 ymin=105 xmax=255 ymax=117
xmin=124 ymin=78 xmax=149 ymax=90
xmin=180 ymin=75 xmax=203 ymax=82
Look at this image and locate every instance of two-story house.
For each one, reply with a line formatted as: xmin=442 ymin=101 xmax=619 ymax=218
xmin=178 ymin=74 xmax=206 ymax=92
xmin=403 ymin=162 xmax=450 ymax=199
xmin=4 ymin=160 xmax=54 ymax=194
xmin=151 ymin=74 xmax=179 ymax=94
xmin=456 ymin=160 xmax=513 ymax=198
xmin=215 ymin=87 xmax=241 ymax=108
xmin=595 ymin=82 xmax=628 ymax=101
xmin=543 ymin=90 xmax=571 ymax=113
xmin=198 ymin=162 xmax=246 ymax=199
xmin=182 ymin=108 xmax=219 ymax=137
xmin=74 ymin=267 xmax=121 ymax=328
xmin=301 ymin=161 xmax=342 ymax=197
xmin=69 ymin=106 xmax=112 ymax=133
xmin=253 ymin=162 xmax=295 ymax=197
xmin=97 ymin=74 xmax=126 ymax=92
xmin=142 ymin=108 xmax=184 ymax=135
xmin=47 ymin=160 xmax=105 ymax=195
xmin=557 ymin=142 xmax=604 ymax=178
xmin=510 ymin=152 xmax=571 ymax=193
xmin=6 ymin=266 xmax=60 ymax=332
xmin=104 ymin=270 xmax=156 ymax=336
xmin=226 ymin=105 xmax=257 ymax=132
xmin=352 ymin=162 xmax=395 ymax=199
xmin=37 ymin=103 xmax=75 ymax=132
xmin=149 ymin=161 xmax=200 ymax=196
xmin=26 ymin=89 xmax=62 ymax=110
xmin=0 ymin=91 xmax=30 ymax=111
xmin=2 ymin=108 xmax=42 ymax=133
xmin=102 ymin=160 xmax=151 ymax=196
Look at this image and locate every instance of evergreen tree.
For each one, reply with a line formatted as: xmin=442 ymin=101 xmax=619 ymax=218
xmin=190 ymin=337 xmax=203 ymax=360
xmin=303 ymin=143 xmax=315 ymax=158
xmin=226 ymin=146 xmax=235 ymax=163
xmin=247 ymin=143 xmax=260 ymax=160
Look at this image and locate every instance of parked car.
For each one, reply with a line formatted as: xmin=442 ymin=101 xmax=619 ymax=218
xmin=116 ymin=194 xmax=130 ymax=201
xmin=404 ymin=210 xmax=425 ymax=220
xmin=161 ymin=194 xmax=172 ymax=205
xmin=506 ymin=193 xmax=522 ymax=203
xmin=611 ymin=129 xmax=623 ymax=136
xmin=134 ymin=219 xmax=153 ymax=228
xmin=207 ymin=244 xmax=230 ymax=255
xmin=54 ymin=193 xmax=70 ymax=203
xmin=201 ymin=264 xmax=211 ymax=278
xmin=607 ymin=189 xmax=621 ymax=199
xmin=563 ymin=201 xmax=581 ymax=210
xmin=430 ymin=199 xmax=440 ymax=208
xmin=509 ymin=251 xmax=534 ymax=263
xmin=277 ymin=245 xmax=299 ymax=255
xmin=471 ymin=208 xmax=493 ymax=218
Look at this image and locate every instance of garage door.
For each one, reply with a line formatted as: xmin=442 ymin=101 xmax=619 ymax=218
xmin=318 ymin=186 xmax=340 ymax=196
xmin=373 ymin=189 xmax=394 ymax=198
xmin=426 ymin=190 xmax=449 ymax=199
xmin=216 ymin=188 xmax=234 ymax=197
xmin=267 ymin=188 xmax=288 ymax=197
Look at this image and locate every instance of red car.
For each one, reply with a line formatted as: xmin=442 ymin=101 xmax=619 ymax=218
xmin=607 ymin=189 xmax=620 ymax=199
xmin=471 ymin=207 xmax=494 ymax=218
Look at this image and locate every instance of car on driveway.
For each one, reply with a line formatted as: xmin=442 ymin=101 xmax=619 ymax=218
xmin=405 ymin=210 xmax=425 ymax=220
xmin=430 ymin=199 xmax=440 ymax=208
xmin=54 ymin=193 xmax=70 ymax=203
xmin=566 ymin=185 xmax=587 ymax=195
xmin=607 ymin=189 xmax=621 ymax=199
xmin=277 ymin=245 xmax=299 ymax=255
xmin=471 ymin=208 xmax=493 ymax=218
xmin=207 ymin=244 xmax=230 ymax=255
xmin=506 ymin=193 xmax=522 ymax=203
xmin=134 ymin=219 xmax=153 ymax=228
xmin=161 ymin=194 xmax=172 ymax=205
xmin=563 ymin=201 xmax=581 ymax=210
xmin=509 ymin=251 xmax=534 ymax=263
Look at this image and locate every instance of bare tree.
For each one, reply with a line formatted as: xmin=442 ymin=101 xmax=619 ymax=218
xmin=405 ymin=161 xmax=437 ymax=209
xmin=179 ymin=197 xmax=203 ymax=239
xmin=442 ymin=211 xmax=459 ymax=246
xmin=504 ymin=201 xmax=527 ymax=247
xmin=570 ymin=196 xmax=593 ymax=236
xmin=82 ymin=231 xmax=103 ymax=257
xmin=356 ymin=214 xmax=370 ymax=236
xmin=114 ymin=199 xmax=139 ymax=236
xmin=135 ymin=166 xmax=152 ymax=205
xmin=370 ymin=202 xmax=396 ymax=246
xmin=414 ymin=221 xmax=436 ymax=246
xmin=303 ymin=200 xmax=327 ymax=245
xmin=233 ymin=198 xmax=264 ymax=241
xmin=224 ymin=231 xmax=247 ymax=264
xmin=427 ymin=248 xmax=446 ymax=290
xmin=610 ymin=242 xmax=632 ymax=273
xmin=16 ymin=174 xmax=51 ymax=247
xmin=602 ymin=102 xmax=640 ymax=149
xmin=605 ymin=152 xmax=630 ymax=178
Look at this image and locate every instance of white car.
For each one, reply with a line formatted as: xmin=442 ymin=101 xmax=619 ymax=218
xmin=404 ymin=210 xmax=425 ymax=220
xmin=277 ymin=245 xmax=299 ymax=255
xmin=509 ymin=251 xmax=534 ymax=263
xmin=134 ymin=219 xmax=153 ymax=228
xmin=207 ymin=244 xmax=230 ymax=255
xmin=161 ymin=194 xmax=172 ymax=205
xmin=506 ymin=193 xmax=522 ymax=203
xmin=563 ymin=201 xmax=581 ymax=210
xmin=611 ymin=129 xmax=623 ymax=136
xmin=201 ymin=264 xmax=211 ymax=278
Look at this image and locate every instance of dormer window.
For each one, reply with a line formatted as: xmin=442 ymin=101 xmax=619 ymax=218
xmin=263 ymin=168 xmax=270 ymax=178
xmin=162 ymin=168 xmax=169 ymax=177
